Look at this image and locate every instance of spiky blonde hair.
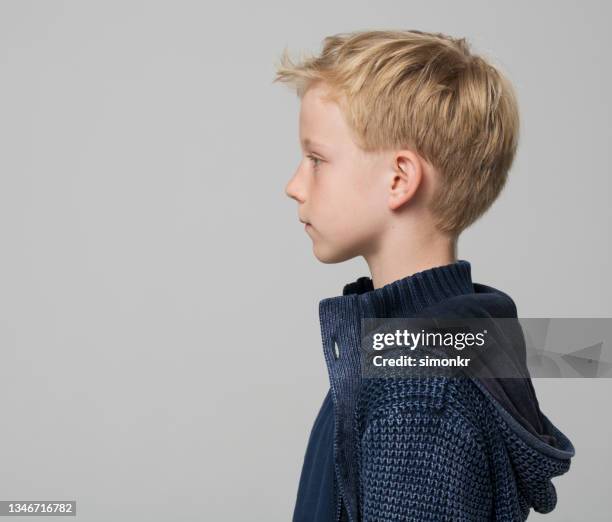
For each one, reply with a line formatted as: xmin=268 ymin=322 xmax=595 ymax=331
xmin=273 ymin=29 xmax=520 ymax=236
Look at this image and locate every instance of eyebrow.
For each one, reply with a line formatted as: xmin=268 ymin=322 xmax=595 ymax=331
xmin=301 ymin=138 xmax=328 ymax=151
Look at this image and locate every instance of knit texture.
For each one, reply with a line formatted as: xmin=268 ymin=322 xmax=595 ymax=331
xmin=355 ymin=376 xmax=572 ymax=521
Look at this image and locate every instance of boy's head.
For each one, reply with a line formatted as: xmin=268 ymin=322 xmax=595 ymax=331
xmin=274 ymin=30 xmax=519 ymax=264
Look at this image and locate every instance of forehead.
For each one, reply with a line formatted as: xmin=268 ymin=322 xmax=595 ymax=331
xmin=299 ymin=84 xmax=350 ymax=149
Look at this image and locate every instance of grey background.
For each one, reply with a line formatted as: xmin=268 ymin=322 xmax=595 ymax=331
xmin=0 ymin=1 xmax=609 ymax=520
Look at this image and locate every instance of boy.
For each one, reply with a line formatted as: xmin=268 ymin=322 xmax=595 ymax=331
xmin=274 ymin=30 xmax=575 ymax=521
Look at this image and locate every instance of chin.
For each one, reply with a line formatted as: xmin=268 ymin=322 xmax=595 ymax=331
xmin=312 ymin=242 xmax=358 ymax=264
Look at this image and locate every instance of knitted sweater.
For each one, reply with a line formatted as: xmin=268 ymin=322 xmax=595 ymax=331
xmin=294 ymin=259 xmax=575 ymax=522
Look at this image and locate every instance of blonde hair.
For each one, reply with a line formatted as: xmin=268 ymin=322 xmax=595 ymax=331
xmin=273 ymin=29 xmax=520 ymax=236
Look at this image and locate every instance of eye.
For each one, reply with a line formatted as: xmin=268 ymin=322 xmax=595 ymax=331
xmin=306 ymin=154 xmax=323 ymax=170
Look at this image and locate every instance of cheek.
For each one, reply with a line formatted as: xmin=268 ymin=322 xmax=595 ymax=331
xmin=312 ymin=166 xmax=383 ymax=236
xmin=343 ymin=174 xmax=384 ymax=220
xmin=332 ymin=190 xmax=381 ymax=239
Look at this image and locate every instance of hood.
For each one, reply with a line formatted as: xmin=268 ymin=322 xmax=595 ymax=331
xmin=411 ymin=284 xmax=576 ymax=514
xmin=470 ymin=374 xmax=575 ymax=515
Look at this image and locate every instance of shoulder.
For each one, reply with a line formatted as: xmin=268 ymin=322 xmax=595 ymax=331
xmin=355 ymin=376 xmax=491 ymax=439
xmin=355 ymin=377 xmax=496 ymax=520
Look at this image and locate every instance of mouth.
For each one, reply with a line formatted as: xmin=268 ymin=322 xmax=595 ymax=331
xmin=300 ymin=219 xmax=312 ymax=231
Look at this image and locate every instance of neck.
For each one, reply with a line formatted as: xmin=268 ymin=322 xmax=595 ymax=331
xmin=364 ymin=224 xmax=458 ymax=289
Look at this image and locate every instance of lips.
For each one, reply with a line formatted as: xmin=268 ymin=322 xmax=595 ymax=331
xmin=300 ymin=219 xmax=312 ymax=231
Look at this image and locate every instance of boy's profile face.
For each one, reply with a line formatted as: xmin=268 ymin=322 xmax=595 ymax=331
xmin=285 ymin=82 xmax=392 ymax=264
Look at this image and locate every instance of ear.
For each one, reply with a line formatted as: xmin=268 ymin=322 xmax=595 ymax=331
xmin=388 ymin=150 xmax=424 ymax=211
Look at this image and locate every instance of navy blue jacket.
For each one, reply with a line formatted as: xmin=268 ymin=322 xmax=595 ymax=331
xmin=293 ymin=259 xmax=575 ymax=521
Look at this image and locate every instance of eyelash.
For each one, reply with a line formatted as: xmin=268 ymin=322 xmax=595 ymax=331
xmin=306 ymin=154 xmax=323 ymax=170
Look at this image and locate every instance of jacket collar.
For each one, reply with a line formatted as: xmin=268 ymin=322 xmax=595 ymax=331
xmin=343 ymin=258 xmax=473 ymax=315
xmin=317 ymin=259 xmax=475 ymax=522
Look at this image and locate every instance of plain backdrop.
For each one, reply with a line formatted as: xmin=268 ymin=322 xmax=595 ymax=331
xmin=0 ymin=1 xmax=610 ymax=521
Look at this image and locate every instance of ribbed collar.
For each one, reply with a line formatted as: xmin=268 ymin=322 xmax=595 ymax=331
xmin=322 ymin=259 xmax=474 ymax=319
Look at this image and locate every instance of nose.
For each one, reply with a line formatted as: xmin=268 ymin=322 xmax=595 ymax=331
xmin=285 ymin=168 xmax=306 ymax=203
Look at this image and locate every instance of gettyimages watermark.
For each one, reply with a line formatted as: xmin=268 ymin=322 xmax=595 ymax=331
xmin=360 ymin=317 xmax=612 ymax=378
